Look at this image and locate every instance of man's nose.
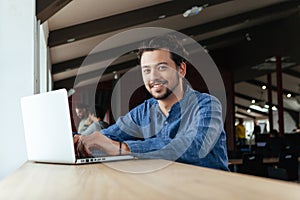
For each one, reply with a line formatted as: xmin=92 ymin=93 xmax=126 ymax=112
xmin=149 ymin=68 xmax=160 ymax=80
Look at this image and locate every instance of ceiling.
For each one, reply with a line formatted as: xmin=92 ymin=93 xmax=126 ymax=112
xmin=38 ymin=0 xmax=300 ymax=121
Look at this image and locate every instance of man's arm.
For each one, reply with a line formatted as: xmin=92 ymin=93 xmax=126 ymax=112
xmin=74 ymin=104 xmax=144 ymax=157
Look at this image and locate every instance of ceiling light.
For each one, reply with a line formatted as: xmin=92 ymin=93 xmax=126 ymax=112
xmin=67 ymin=38 xmax=76 ymax=43
xmin=113 ymin=71 xmax=119 ymax=80
xmin=261 ymin=85 xmax=267 ymax=90
xmin=251 ymin=100 xmax=256 ymax=104
xmin=183 ymin=5 xmax=208 ymax=18
xmin=247 ymin=109 xmax=251 ymax=113
xmin=266 ymin=56 xmax=289 ymax=62
xmin=272 ymin=106 xmax=277 ymax=111
xmin=245 ymin=33 xmax=251 ymax=41
xmin=286 ymin=93 xmax=292 ymax=98
xmin=158 ymin=15 xmax=166 ymax=19
xmin=249 ymin=105 xmax=268 ymax=113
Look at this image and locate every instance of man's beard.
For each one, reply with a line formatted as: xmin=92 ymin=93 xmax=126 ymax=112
xmin=152 ymin=87 xmax=173 ymax=100
xmin=149 ymin=73 xmax=180 ymax=100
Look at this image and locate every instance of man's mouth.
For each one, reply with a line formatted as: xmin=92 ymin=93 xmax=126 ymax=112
xmin=149 ymin=81 xmax=167 ymax=89
xmin=151 ymin=83 xmax=164 ymax=88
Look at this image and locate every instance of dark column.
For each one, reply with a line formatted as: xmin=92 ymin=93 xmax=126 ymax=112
xmin=276 ymin=56 xmax=284 ymax=137
xmin=267 ymin=73 xmax=274 ymax=132
xmin=222 ymin=70 xmax=236 ymax=151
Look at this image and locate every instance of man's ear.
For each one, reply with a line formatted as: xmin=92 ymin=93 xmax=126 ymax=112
xmin=179 ymin=62 xmax=187 ymax=78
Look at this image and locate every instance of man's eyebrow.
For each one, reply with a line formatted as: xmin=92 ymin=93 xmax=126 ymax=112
xmin=156 ymin=62 xmax=168 ymax=66
xmin=141 ymin=62 xmax=169 ymax=68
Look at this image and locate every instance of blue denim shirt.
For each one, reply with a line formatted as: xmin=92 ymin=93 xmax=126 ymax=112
xmin=102 ymin=86 xmax=229 ymax=171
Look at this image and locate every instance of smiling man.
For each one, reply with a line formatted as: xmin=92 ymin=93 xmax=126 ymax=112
xmin=75 ymin=34 xmax=229 ymax=171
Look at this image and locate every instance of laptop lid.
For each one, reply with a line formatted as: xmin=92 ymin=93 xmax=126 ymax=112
xmin=21 ymin=89 xmax=76 ymax=164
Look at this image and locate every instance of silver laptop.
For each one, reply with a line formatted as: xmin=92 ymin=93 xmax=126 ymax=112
xmin=21 ymin=89 xmax=134 ymax=164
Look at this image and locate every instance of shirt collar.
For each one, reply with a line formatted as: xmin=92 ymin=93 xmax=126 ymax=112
xmin=161 ymin=85 xmax=196 ymax=115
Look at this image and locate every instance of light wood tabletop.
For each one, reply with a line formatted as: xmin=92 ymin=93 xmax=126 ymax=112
xmin=0 ymin=159 xmax=300 ymax=200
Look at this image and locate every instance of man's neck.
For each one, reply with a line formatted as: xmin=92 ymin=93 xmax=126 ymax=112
xmin=158 ymin=84 xmax=185 ymax=116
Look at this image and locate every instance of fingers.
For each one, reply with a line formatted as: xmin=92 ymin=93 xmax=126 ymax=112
xmin=73 ymin=134 xmax=80 ymax=156
xmin=75 ymin=132 xmax=123 ymax=158
xmin=76 ymin=135 xmax=92 ymax=158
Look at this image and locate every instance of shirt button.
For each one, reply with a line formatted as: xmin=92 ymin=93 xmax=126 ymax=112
xmin=164 ymin=121 xmax=168 ymax=125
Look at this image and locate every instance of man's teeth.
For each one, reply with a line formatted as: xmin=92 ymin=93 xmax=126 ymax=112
xmin=152 ymin=83 xmax=163 ymax=88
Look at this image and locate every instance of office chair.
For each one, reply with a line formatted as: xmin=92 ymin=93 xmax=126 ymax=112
xmin=278 ymin=148 xmax=298 ymax=180
xmin=268 ymin=146 xmax=299 ymax=181
xmin=241 ymin=153 xmax=268 ymax=177
xmin=268 ymin=137 xmax=283 ymax=157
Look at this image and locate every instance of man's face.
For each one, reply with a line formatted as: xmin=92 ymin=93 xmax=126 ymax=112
xmin=75 ymin=108 xmax=87 ymax=119
xmin=140 ymin=49 xmax=186 ymax=100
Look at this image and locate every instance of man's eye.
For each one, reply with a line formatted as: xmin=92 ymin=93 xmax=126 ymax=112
xmin=143 ymin=69 xmax=151 ymax=74
xmin=158 ymin=66 xmax=167 ymax=70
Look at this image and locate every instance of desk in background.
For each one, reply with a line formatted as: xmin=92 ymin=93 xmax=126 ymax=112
xmin=0 ymin=160 xmax=300 ymax=200
xmin=229 ymin=157 xmax=300 ymax=166
xmin=229 ymin=157 xmax=283 ymax=165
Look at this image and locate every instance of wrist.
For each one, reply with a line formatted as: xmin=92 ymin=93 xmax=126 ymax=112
xmin=119 ymin=141 xmax=130 ymax=154
xmin=119 ymin=141 xmax=122 ymax=155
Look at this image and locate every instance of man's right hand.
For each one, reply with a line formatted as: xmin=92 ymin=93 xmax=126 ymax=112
xmin=74 ymin=132 xmax=130 ymax=158
xmin=73 ymin=134 xmax=81 ymax=157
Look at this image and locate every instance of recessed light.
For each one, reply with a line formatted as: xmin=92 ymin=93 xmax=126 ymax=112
xmin=67 ymin=38 xmax=76 ymax=43
xmin=287 ymin=93 xmax=292 ymax=98
xmin=245 ymin=33 xmax=251 ymax=41
xmin=261 ymin=85 xmax=267 ymax=90
xmin=158 ymin=15 xmax=166 ymax=19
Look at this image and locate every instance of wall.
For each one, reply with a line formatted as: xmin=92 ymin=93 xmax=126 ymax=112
xmin=273 ymin=111 xmax=296 ymax=133
xmin=0 ymin=0 xmax=35 ymax=180
xmin=39 ymin=22 xmax=51 ymax=93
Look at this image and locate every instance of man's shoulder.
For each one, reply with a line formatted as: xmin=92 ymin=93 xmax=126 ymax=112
xmin=138 ymin=97 xmax=157 ymax=107
xmin=185 ymin=87 xmax=219 ymax=103
xmin=129 ymin=98 xmax=157 ymax=113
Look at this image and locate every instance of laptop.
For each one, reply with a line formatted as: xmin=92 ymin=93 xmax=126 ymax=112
xmin=21 ymin=89 xmax=134 ymax=164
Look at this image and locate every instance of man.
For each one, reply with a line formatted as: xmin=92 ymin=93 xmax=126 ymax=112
xmin=252 ymin=120 xmax=261 ymax=143
xmin=75 ymin=35 xmax=229 ymax=171
xmin=79 ymin=106 xmax=109 ymax=135
xmin=236 ymin=118 xmax=246 ymax=146
xmin=75 ymin=103 xmax=91 ymax=133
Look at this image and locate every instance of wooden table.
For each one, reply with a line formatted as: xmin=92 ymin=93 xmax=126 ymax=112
xmin=0 ymin=159 xmax=300 ymax=200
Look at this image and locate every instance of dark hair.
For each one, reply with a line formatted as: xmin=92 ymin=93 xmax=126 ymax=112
xmin=75 ymin=103 xmax=89 ymax=111
xmin=137 ymin=34 xmax=188 ymax=67
xmin=94 ymin=105 xmax=106 ymax=120
xmin=238 ymin=118 xmax=244 ymax=124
